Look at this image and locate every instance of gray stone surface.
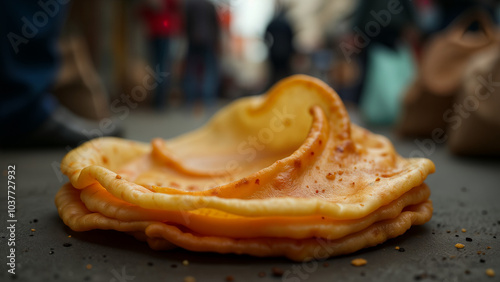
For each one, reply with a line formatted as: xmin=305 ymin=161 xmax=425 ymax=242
xmin=1 ymin=107 xmax=499 ymax=282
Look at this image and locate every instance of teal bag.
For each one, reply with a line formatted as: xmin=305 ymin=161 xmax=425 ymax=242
xmin=360 ymin=43 xmax=415 ymax=125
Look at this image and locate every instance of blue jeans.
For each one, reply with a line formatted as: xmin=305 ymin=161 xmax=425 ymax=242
xmin=183 ymin=45 xmax=219 ymax=106
xmin=150 ymin=37 xmax=170 ymax=109
xmin=0 ymin=0 xmax=68 ymax=138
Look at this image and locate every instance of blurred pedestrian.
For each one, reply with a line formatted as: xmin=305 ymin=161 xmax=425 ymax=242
xmin=140 ymin=0 xmax=183 ymax=110
xmin=349 ymin=0 xmax=418 ymax=104
xmin=183 ymin=0 xmax=221 ymax=108
xmin=265 ymin=3 xmax=295 ymax=87
xmin=0 ymin=1 xmax=120 ymax=148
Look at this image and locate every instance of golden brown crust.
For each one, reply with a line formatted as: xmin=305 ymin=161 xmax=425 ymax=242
xmin=55 ymin=75 xmax=435 ymax=260
xmin=55 ymin=184 xmax=432 ymax=261
xmin=78 ymin=182 xmax=430 ymax=239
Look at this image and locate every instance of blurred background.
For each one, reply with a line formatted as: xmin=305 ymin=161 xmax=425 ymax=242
xmin=3 ymin=2 xmax=500 ymax=281
xmin=51 ymin=0 xmax=499 ymax=104
xmin=1 ymin=0 xmax=500 ymax=154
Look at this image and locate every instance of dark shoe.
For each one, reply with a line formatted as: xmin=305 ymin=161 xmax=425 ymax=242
xmin=0 ymin=106 xmax=123 ymax=149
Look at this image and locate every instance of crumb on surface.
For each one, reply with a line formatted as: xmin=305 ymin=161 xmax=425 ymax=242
xmin=184 ymin=276 xmax=196 ymax=282
xmin=486 ymin=269 xmax=495 ymax=277
xmin=86 ymin=264 xmax=92 ymax=270
xmin=351 ymin=258 xmax=367 ymax=266
xmin=455 ymin=243 xmax=465 ymax=249
xmin=272 ymin=267 xmax=284 ymax=277
xmin=462 ymin=228 xmax=467 ymax=233
xmin=31 ymin=228 xmax=36 ymax=232
xmin=116 ymin=175 xmax=122 ymax=179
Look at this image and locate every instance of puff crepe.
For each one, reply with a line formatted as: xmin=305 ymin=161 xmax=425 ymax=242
xmin=56 ymin=75 xmax=435 ymax=261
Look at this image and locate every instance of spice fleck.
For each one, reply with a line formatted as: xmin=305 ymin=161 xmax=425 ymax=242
xmin=351 ymin=258 xmax=367 ymax=266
